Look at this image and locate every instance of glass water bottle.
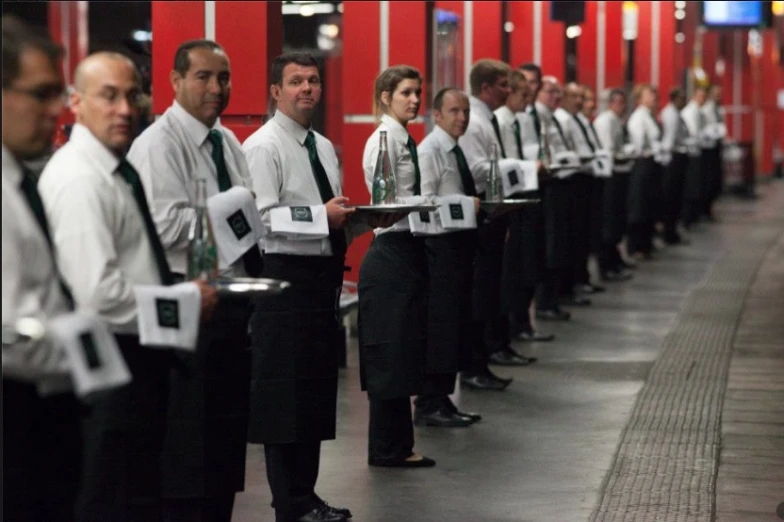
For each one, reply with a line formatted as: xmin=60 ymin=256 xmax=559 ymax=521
xmin=540 ymin=118 xmax=552 ymax=166
xmin=187 ymin=178 xmax=219 ymax=282
xmin=371 ymin=131 xmax=396 ymax=205
xmin=485 ymin=143 xmax=503 ymax=202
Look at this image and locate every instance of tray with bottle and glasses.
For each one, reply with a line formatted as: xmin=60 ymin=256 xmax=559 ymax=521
xmin=348 ymin=203 xmax=439 ymax=215
xmin=212 ymin=277 xmax=291 ymax=296
xmin=480 ymin=198 xmax=541 ymax=213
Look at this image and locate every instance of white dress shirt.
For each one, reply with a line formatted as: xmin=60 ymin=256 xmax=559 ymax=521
xmin=518 ymin=111 xmax=539 ymax=150
xmin=243 ymin=110 xmax=344 ymax=256
xmin=576 ymin=112 xmax=602 ymax=151
xmin=2 ymin=146 xmax=73 ymax=383
xmin=460 ymin=96 xmax=505 ymax=194
xmin=363 ymin=113 xmax=425 ymax=235
xmin=627 ymin=105 xmax=662 ymax=158
xmin=558 ymin=109 xmax=595 ymax=175
xmin=418 ymin=124 xmax=466 ymax=197
xmin=38 ymin=124 xmax=162 ymax=334
xmin=126 ymin=100 xmax=256 ymax=275
xmin=680 ymin=101 xmax=704 ymax=139
xmin=700 ymin=100 xmax=723 ymax=148
xmin=594 ymin=110 xmax=633 ymax=173
xmin=493 ymin=105 xmax=524 ymax=160
xmin=537 ymin=102 xmax=577 ymax=177
xmin=660 ymin=103 xmax=690 ymax=159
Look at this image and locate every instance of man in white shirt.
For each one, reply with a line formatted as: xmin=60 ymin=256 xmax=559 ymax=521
xmin=1 ymin=16 xmax=81 ymax=520
xmin=700 ymin=84 xmax=724 ymax=220
xmin=243 ymin=51 xmax=377 ymax=522
xmin=534 ymin=76 xmax=576 ymax=321
xmin=414 ymin=87 xmax=484 ymax=428
xmin=659 ymin=87 xmax=690 ymax=244
xmin=38 ymin=51 xmax=216 ymax=521
xmin=680 ymin=86 xmax=708 ymax=228
xmin=594 ymin=88 xmax=635 ymax=280
xmin=458 ymin=59 xmax=516 ymax=391
xmin=126 ymin=39 xmax=259 ymax=521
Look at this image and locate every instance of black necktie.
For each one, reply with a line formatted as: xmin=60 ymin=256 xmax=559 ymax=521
xmin=305 ymin=131 xmax=347 ymax=258
xmin=551 ymin=116 xmax=568 ymax=147
xmin=452 ymin=144 xmax=478 ymax=197
xmin=207 ymin=130 xmax=264 ymax=276
xmin=18 ymin=170 xmax=75 ymax=309
xmin=405 ymin=136 xmax=422 ymax=196
xmin=589 ymin=121 xmax=603 ymax=149
xmin=530 ymin=107 xmax=542 ymax=141
xmin=572 ymin=114 xmax=595 ymax=152
xmin=117 ymin=159 xmax=175 ymax=285
xmin=490 ymin=115 xmax=507 ymax=158
xmin=512 ymin=119 xmax=524 ymax=159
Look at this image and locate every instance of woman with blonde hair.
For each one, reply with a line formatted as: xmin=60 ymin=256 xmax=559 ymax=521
xmin=358 ymin=65 xmax=435 ymax=468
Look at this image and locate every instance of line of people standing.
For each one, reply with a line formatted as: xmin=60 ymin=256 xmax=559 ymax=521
xmin=3 ymin=14 xmax=726 ymax=522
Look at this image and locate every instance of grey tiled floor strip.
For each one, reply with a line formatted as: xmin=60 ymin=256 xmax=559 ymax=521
xmin=591 ymin=186 xmax=784 ymax=522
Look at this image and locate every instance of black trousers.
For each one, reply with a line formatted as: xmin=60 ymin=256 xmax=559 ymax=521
xmin=662 ymin=153 xmax=689 ymax=240
xmin=368 ymin=396 xmax=414 ymax=464
xmin=701 ymin=146 xmax=722 ymax=216
xmin=570 ymin=175 xmax=593 ymax=287
xmin=3 ymin=380 xmax=81 ymax=522
xmin=536 ymin=268 xmax=565 ymax=312
xmin=509 ymin=285 xmax=536 ymax=335
xmin=162 ymin=496 xmax=234 ymax=522
xmin=264 ymin=442 xmax=321 ymax=522
xmin=414 ymin=373 xmax=456 ymax=413
xmin=76 ymin=336 xmax=171 ymax=522
xmin=627 ymin=222 xmax=654 ymax=255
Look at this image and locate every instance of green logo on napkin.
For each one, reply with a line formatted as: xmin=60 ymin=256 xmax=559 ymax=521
xmin=419 ymin=211 xmax=430 ymax=223
xmin=156 ymin=298 xmax=180 ymax=329
xmin=508 ymin=169 xmax=519 ymax=186
xmin=290 ymin=206 xmax=313 ymax=222
xmin=449 ymin=204 xmax=464 ymax=220
xmin=79 ymin=332 xmax=102 ymax=369
xmin=227 ymin=209 xmax=251 ymax=240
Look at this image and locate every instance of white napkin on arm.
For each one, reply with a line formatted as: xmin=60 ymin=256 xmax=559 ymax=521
xmin=437 ymin=194 xmax=477 ymax=231
xmin=134 ymin=282 xmax=201 ymax=352
xmin=270 ymin=205 xmax=329 ymax=240
xmin=48 ymin=310 xmax=132 ymax=398
xmin=498 ymin=158 xmax=539 ymax=195
xmin=207 ymin=187 xmax=264 ymax=270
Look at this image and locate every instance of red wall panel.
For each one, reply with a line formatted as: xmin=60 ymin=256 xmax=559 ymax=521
xmin=342 ymin=1 xmax=380 ymax=116
xmin=472 ymin=1 xmax=502 ymax=61
xmin=540 ymin=1 xmax=565 ymax=79
xmin=634 ymin=1 xmax=652 ymax=84
xmin=342 ymin=123 xmax=377 ymax=276
xmin=508 ymin=1 xmax=534 ymax=68
xmin=605 ymin=1 xmax=625 ymax=90
xmin=577 ymin=0 xmax=598 ymax=92
xmin=389 ymin=2 xmax=429 ymax=110
xmin=702 ymin=31 xmax=720 ymax=84
xmin=151 ymin=1 xmax=205 ymax=115
xmin=658 ymin=2 xmax=676 ymax=93
xmin=324 ymin=54 xmax=343 ymax=150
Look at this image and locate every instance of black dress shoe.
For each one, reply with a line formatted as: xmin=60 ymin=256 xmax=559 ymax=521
xmin=369 ymin=455 xmax=436 ymax=468
xmin=562 ymin=294 xmax=592 ymax=306
xmin=316 ymin=499 xmax=352 ymax=519
xmin=601 ymin=270 xmax=633 ymax=282
xmin=536 ymin=308 xmax=571 ymax=321
xmin=414 ymin=408 xmax=474 ymax=427
xmin=517 ymin=329 xmax=555 ymax=342
xmin=440 ymin=397 xmax=482 ymax=422
xmin=489 ymin=351 xmax=531 ymax=366
xmin=293 ymin=505 xmax=346 ymax=522
xmin=460 ymin=374 xmax=510 ymax=391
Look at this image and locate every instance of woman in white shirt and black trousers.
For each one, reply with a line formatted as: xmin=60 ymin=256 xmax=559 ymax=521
xmin=359 ymin=65 xmax=435 ymax=468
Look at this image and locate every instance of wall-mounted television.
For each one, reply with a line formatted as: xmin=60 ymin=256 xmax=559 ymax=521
xmin=701 ymin=1 xmax=773 ymax=29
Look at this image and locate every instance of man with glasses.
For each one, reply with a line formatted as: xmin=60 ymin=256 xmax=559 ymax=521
xmin=2 ymin=15 xmax=81 ymax=521
xmin=38 ymin=51 xmax=217 ymax=521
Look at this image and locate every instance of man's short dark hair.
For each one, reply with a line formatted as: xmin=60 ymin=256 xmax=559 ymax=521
xmin=173 ymin=39 xmax=224 ymax=76
xmin=2 ymin=15 xmax=63 ymax=88
xmin=669 ymin=86 xmax=684 ymax=102
xmin=519 ymin=63 xmax=542 ymax=81
xmin=270 ymin=52 xmax=320 ymax=86
xmin=433 ymin=86 xmax=466 ymax=111
xmin=608 ymin=88 xmax=626 ymax=103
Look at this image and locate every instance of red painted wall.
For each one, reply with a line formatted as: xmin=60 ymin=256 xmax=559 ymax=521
xmin=577 ymin=0 xmax=598 ymax=93
xmin=605 ymin=1 xmax=625 ymax=90
xmin=473 ymin=1 xmax=502 ymax=60
xmin=540 ymin=1 xmax=566 ymax=79
xmin=508 ymin=1 xmax=534 ymax=68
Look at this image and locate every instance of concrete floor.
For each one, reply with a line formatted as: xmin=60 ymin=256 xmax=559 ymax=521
xmin=233 ymin=181 xmax=784 ymax=522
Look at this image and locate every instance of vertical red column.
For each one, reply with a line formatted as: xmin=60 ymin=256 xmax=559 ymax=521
xmin=508 ymin=1 xmax=534 ymax=67
xmin=540 ymin=1 xmax=566 ymax=78
xmin=605 ymin=2 xmax=625 ymax=91
xmin=472 ymin=1 xmax=503 ymax=60
xmin=48 ymin=1 xmax=88 ymax=136
xmin=759 ymin=31 xmax=779 ymax=176
xmin=577 ymin=1 xmax=598 ymax=93
xmin=657 ymin=2 xmax=677 ymax=93
xmin=634 ymin=1 xmax=652 ymax=85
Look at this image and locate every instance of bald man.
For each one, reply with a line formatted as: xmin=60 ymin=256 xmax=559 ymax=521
xmin=39 ymin=51 xmax=216 ymax=521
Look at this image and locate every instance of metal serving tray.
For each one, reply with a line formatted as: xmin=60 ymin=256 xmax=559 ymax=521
xmin=480 ymin=198 xmax=541 ymax=213
xmin=213 ymin=277 xmax=291 ymax=296
xmin=349 ymin=204 xmax=439 ymax=214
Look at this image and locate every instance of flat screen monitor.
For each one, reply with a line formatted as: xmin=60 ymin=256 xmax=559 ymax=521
xmin=701 ymin=1 xmax=772 ymax=28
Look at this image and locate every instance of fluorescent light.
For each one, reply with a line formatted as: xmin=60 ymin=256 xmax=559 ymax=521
xmin=675 ymin=32 xmax=685 ymax=43
xmin=504 ymin=21 xmax=514 ymax=32
xmin=675 ymin=9 xmax=686 ymax=20
xmin=133 ymin=30 xmax=152 ymax=42
xmin=282 ymin=3 xmax=335 ymax=15
xmin=675 ymin=1 xmax=686 ymax=8
xmin=566 ymin=25 xmax=582 ymax=39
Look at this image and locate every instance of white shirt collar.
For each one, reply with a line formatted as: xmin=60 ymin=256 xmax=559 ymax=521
xmin=170 ymin=100 xmax=221 ymax=148
xmin=432 ymin=124 xmax=457 ymax=151
xmin=469 ymin=96 xmax=493 ymax=122
xmin=68 ymin=123 xmax=122 ymax=178
xmin=495 ymin=105 xmax=515 ymax=123
xmin=2 ymin=144 xmax=23 ymax=186
xmin=535 ymin=101 xmax=552 ymax=118
xmin=380 ymin=113 xmax=411 ymax=143
xmin=272 ymin=109 xmax=311 ymax=146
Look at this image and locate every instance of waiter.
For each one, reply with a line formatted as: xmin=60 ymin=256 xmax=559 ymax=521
xmin=581 ymin=85 xmax=606 ymax=266
xmin=534 ymin=76 xmax=576 ymax=321
xmin=594 ymin=88 xmax=635 ymax=281
xmin=243 ymin=51 xmax=381 ymax=522
xmin=414 ymin=87 xmax=484 ymax=427
xmin=127 ymin=39 xmax=260 ymax=522
xmin=680 ymin=86 xmax=708 ymax=229
xmin=626 ymin=83 xmax=663 ymax=261
xmin=2 ymin=16 xmax=81 ymax=521
xmin=458 ymin=59 xmax=514 ymax=391
xmin=700 ymin=84 xmax=724 ymax=220
xmin=39 ymin=51 xmax=216 ymax=521
xmin=658 ymin=87 xmax=690 ymax=245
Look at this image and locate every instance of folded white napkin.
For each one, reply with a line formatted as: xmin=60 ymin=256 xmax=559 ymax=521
xmin=270 ymin=205 xmax=329 ymax=239
xmin=207 ymin=187 xmax=264 ymax=270
xmin=523 ymin=143 xmax=540 ymax=161
xmin=498 ymin=159 xmax=539 ymax=195
xmin=621 ymin=144 xmax=637 ymax=157
xmin=592 ymin=149 xmax=613 ymax=177
xmin=408 ymin=208 xmax=442 ymax=236
xmin=438 ymin=194 xmax=477 ymax=231
xmin=48 ymin=310 xmax=132 ymax=398
xmin=134 ymin=282 xmax=202 ymax=352
xmin=550 ymin=151 xmax=580 ymax=179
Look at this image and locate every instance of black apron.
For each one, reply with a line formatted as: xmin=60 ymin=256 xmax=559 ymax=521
xmin=662 ymin=152 xmax=689 ymax=224
xmin=627 ymin=156 xmax=658 ymax=225
xmin=471 ymin=212 xmax=509 ymax=320
xmin=684 ymin=154 xmax=703 ymax=205
xmin=542 ymin=177 xmax=574 ymax=269
xmin=502 ymin=194 xmax=545 ymax=313
xmin=603 ymin=170 xmax=631 ymax=245
xmin=248 ymin=253 xmax=344 ymax=444
xmin=358 ymin=231 xmax=428 ymax=399
xmin=424 ymin=230 xmax=476 ymax=375
xmin=160 ymin=298 xmax=253 ymax=498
